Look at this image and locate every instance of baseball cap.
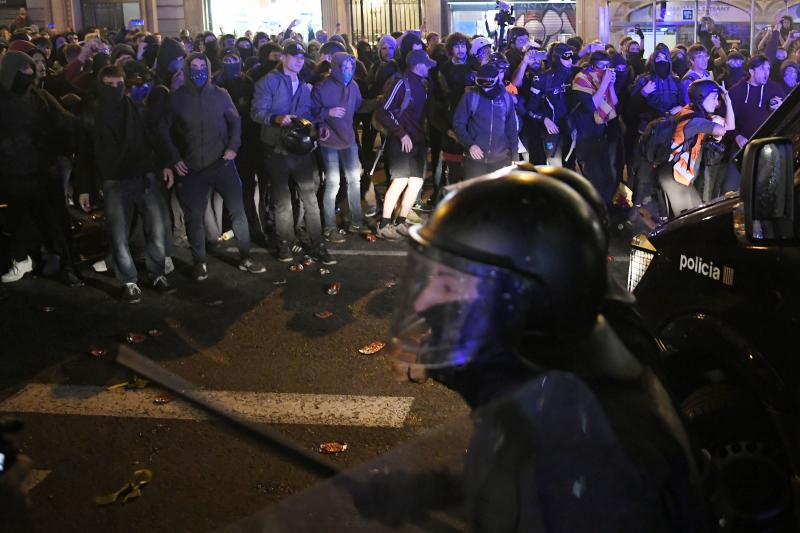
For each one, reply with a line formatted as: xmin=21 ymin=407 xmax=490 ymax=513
xmin=406 ymin=49 xmax=436 ymax=69
xmin=283 ymin=41 xmax=305 ymax=56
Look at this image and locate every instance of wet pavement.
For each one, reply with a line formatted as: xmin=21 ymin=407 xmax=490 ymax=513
xmin=0 ymin=198 xmax=637 ymax=532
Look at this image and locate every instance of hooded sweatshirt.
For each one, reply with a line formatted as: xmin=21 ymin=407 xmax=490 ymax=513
xmin=0 ymin=51 xmax=77 ymax=178
xmin=311 ymin=52 xmax=363 ymax=149
xmin=160 ymin=51 xmax=242 ymax=171
xmin=728 ymin=77 xmax=785 ymax=139
xmin=154 ymin=37 xmax=186 ymax=86
xmin=452 ymin=83 xmax=518 ymax=164
xmin=630 ymin=51 xmax=682 ymax=129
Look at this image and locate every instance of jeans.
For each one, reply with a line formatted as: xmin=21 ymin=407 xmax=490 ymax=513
xmin=321 ymin=145 xmax=364 ymax=230
xmin=103 ymin=173 xmax=169 ymax=284
xmin=175 ymin=159 xmax=251 ymax=264
xmin=263 ymin=149 xmax=322 ymax=246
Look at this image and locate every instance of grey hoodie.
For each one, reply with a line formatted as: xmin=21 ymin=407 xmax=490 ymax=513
xmin=161 ymin=51 xmax=241 ymax=171
xmin=311 ymin=52 xmax=362 ymax=149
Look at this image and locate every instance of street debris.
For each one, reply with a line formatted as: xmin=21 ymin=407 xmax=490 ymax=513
xmin=272 ymin=279 xmax=287 ymax=286
xmin=37 ymin=304 xmax=55 ymax=313
xmin=314 ymin=310 xmax=333 ymax=319
xmin=107 ymin=377 xmax=150 ymax=391
xmin=289 ymin=264 xmax=304 ymax=273
xmin=88 ymin=345 xmax=107 ymax=358
xmin=153 ymin=395 xmax=173 ymax=405
xmin=358 ymin=341 xmax=386 ymax=355
xmin=302 ymin=257 xmax=317 ymax=267
xmin=126 ymin=332 xmax=146 ymax=344
xmin=147 ymin=329 xmax=162 ymax=337
xmin=318 ymin=442 xmax=348 ymax=454
xmin=365 ymin=233 xmax=378 ymax=242
xmin=326 ymin=282 xmax=341 ymax=295
xmin=218 ymin=230 xmax=235 ymax=241
xmin=318 ymin=268 xmax=331 ymax=275
xmin=94 ymin=469 xmax=153 ymax=506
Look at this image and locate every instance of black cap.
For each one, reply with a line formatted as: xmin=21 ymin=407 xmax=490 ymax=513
xmin=283 ymin=41 xmax=305 ymax=56
xmin=477 ymin=63 xmax=500 ymax=79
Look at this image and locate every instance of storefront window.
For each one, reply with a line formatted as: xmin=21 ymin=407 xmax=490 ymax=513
xmin=208 ymin=0 xmax=322 ymax=37
xmin=448 ymin=1 xmax=576 ymax=44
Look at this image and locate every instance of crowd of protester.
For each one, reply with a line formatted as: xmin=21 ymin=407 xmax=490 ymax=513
xmin=0 ymin=11 xmax=796 ymax=302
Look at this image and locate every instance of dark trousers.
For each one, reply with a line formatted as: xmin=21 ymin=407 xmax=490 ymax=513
xmin=103 ymin=173 xmax=169 ymax=284
xmin=464 ymin=157 xmax=512 ymax=180
xmin=263 ymin=149 xmax=322 ymax=246
xmin=237 ymin=142 xmax=267 ymax=240
xmin=0 ymin=173 xmax=74 ymax=268
xmin=577 ymin=135 xmax=616 ymax=205
xmin=175 ymin=159 xmax=251 ymax=264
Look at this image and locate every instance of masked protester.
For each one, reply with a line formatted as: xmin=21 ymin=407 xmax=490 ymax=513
xmin=215 ymin=48 xmax=242 ymax=84
xmin=202 ymin=33 xmax=221 ymax=72
xmin=452 ymin=63 xmax=518 ymax=179
xmin=235 ymin=37 xmax=254 ymax=61
xmin=718 ymin=50 xmax=746 ymax=88
xmin=0 ymin=51 xmax=83 ymax=286
xmin=572 ymin=51 xmax=619 ymax=205
xmin=311 ymin=40 xmax=346 ymax=84
xmin=75 ymin=65 xmax=174 ymax=302
xmin=251 ymin=41 xmax=335 ymax=265
xmin=248 ymin=42 xmax=283 ymax=82
xmin=623 ymin=39 xmax=646 ymax=77
xmin=671 ymin=48 xmax=689 ymax=78
xmin=159 ymin=52 xmax=266 ymax=280
xmin=123 ymin=60 xmax=154 ymax=105
xmin=374 ymin=49 xmax=436 ymax=241
xmin=312 ymin=52 xmax=369 ymax=242
xmin=389 ymin=170 xmax=707 ymax=533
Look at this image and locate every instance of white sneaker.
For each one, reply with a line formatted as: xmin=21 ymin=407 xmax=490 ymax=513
xmin=164 ymin=257 xmax=174 ymax=275
xmin=2 ymin=256 xmax=33 ymax=283
xmin=92 ymin=259 xmax=108 ymax=273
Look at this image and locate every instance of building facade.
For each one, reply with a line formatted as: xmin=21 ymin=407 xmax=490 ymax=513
xmin=5 ymin=0 xmax=798 ymax=50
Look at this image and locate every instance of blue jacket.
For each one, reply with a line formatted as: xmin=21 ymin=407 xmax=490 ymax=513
xmin=453 ymin=87 xmax=518 ymax=163
xmin=251 ymin=66 xmax=313 ymax=152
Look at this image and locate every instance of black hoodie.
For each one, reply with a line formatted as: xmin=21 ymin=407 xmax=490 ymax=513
xmin=159 ymin=52 xmax=242 ymax=171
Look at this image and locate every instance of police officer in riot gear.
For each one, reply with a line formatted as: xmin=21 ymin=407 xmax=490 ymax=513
xmin=389 ymin=169 xmax=707 ymax=532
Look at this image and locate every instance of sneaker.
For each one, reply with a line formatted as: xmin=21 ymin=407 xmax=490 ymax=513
xmin=152 ymin=275 xmax=176 ymax=294
xmin=364 ymin=206 xmax=377 ymax=218
xmin=347 ymin=224 xmax=372 ymax=235
xmin=164 ymin=257 xmax=175 ymax=275
xmin=277 ymin=242 xmax=293 ymax=263
xmin=314 ymin=244 xmax=337 ymax=265
xmin=1 ymin=257 xmax=33 ymax=283
xmin=290 ymin=241 xmax=305 ymax=255
xmin=60 ymin=269 xmax=85 ymax=288
xmin=92 ymin=259 xmax=108 ymax=273
xmin=323 ymin=228 xmax=347 ymax=244
xmin=394 ymin=223 xmax=410 ymax=237
xmin=239 ymin=257 xmax=266 ymax=274
xmin=121 ymin=282 xmax=142 ymax=304
xmin=193 ymin=263 xmax=209 ymax=281
xmin=377 ymin=224 xmax=404 ymax=242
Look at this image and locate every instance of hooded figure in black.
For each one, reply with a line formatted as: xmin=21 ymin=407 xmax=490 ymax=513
xmin=630 ymin=46 xmax=683 ymax=131
xmin=0 ymin=51 xmax=82 ymax=286
xmin=235 ymin=37 xmax=254 ymax=61
xmin=396 ymin=32 xmax=425 ymax=72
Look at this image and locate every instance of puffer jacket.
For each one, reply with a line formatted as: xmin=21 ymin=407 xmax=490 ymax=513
xmin=311 ymin=52 xmax=363 ymax=149
xmin=162 ymin=52 xmax=241 ymax=171
xmin=251 ymin=65 xmax=313 ymax=152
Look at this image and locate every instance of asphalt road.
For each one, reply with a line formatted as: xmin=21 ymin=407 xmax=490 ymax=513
xmin=0 ymin=199 xmax=636 ymax=532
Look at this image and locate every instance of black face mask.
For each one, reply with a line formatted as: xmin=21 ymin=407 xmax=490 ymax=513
xmin=97 ymin=82 xmax=125 ymax=104
xmin=654 ymin=62 xmax=671 ymax=79
xmin=237 ymin=45 xmax=253 ymax=60
xmin=11 ymin=71 xmax=35 ymax=95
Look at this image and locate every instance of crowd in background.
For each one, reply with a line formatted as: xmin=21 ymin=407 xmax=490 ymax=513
xmin=0 ymin=9 xmax=796 ymax=302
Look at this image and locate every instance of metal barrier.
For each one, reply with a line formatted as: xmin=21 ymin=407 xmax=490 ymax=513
xmin=349 ymin=0 xmax=424 ymax=43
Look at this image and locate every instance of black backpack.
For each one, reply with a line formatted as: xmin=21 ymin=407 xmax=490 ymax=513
xmin=638 ymin=112 xmax=699 ymax=167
